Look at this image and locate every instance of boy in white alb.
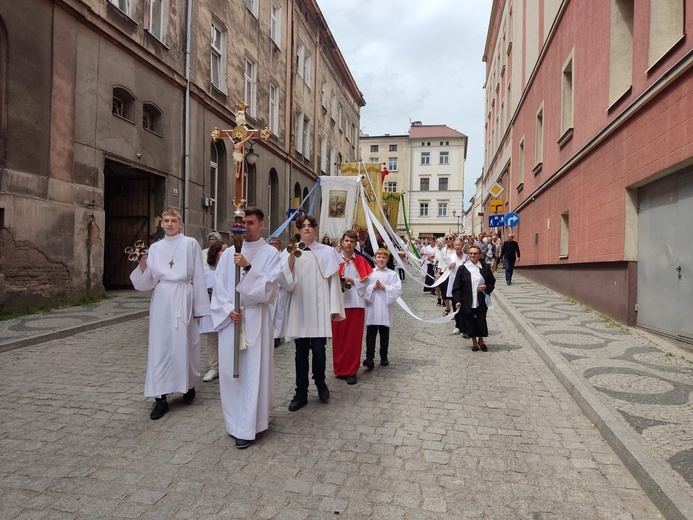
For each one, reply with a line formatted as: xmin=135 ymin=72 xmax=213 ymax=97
xmin=364 ymin=248 xmax=402 ymax=368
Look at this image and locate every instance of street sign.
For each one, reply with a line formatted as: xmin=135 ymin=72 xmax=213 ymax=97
xmin=489 ymin=182 xmax=504 ymax=198
xmin=490 ymin=198 xmax=504 ymax=213
xmin=506 ymin=212 xmax=520 ymax=227
xmin=488 ymin=214 xmax=505 ymax=228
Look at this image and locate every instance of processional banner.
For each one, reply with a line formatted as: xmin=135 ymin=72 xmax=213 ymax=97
xmin=340 ymin=162 xmax=384 ymax=231
xmin=318 ymin=175 xmax=361 ymax=243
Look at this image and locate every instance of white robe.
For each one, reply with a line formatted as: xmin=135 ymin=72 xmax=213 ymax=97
xmin=269 ymin=249 xmax=290 ymax=339
xmin=130 ymin=234 xmax=210 ymax=398
xmin=279 ymin=242 xmax=345 ymax=340
xmin=446 ymin=252 xmax=469 ymax=299
xmin=365 ymin=267 xmax=402 ymax=327
xmin=199 ymin=264 xmax=216 ymax=334
xmin=211 ymin=239 xmax=281 ymax=440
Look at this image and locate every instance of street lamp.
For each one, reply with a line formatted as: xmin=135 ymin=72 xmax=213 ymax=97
xmin=452 ymin=209 xmax=461 ymax=235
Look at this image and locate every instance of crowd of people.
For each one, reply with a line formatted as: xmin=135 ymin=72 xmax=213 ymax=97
xmin=130 ymin=207 xmax=519 ymax=449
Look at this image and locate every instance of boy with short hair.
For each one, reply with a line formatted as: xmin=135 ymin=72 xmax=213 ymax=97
xmin=363 ymin=248 xmax=402 ymax=368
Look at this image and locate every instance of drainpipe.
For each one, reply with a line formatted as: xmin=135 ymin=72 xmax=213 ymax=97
xmin=183 ymin=0 xmax=193 ymax=223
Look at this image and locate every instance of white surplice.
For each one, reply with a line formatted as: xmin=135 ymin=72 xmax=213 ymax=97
xmin=210 ymin=239 xmax=281 ymax=440
xmin=279 ymin=242 xmax=345 ymax=340
xmin=445 ymin=252 xmax=468 ymax=299
xmin=269 ymin=249 xmax=290 ymax=339
xmin=130 ymin=234 xmax=210 ymax=398
xmin=365 ymin=267 xmax=402 ymax=327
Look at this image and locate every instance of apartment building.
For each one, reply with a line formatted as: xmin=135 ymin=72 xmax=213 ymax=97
xmin=360 ymin=123 xmax=467 ymax=238
xmin=0 ymin=0 xmax=363 ymax=308
xmin=482 ymin=0 xmax=693 ymax=335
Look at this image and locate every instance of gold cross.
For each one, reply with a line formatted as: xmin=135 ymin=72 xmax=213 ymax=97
xmin=169 ymin=260 xmax=174 ymax=269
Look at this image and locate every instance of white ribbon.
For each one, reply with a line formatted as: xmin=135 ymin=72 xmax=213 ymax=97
xmin=395 ymin=297 xmax=459 ymax=323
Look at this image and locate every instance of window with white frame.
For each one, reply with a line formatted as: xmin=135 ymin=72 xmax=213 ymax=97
xmin=244 ymin=58 xmax=257 ymax=117
xmin=369 ymin=157 xmax=379 ymax=163
xmin=438 ymin=202 xmax=448 ymax=217
xmin=109 ymin=0 xmax=130 ymax=16
xmin=386 ymin=182 xmax=397 ymax=193
xmin=269 ymin=84 xmax=279 ymax=135
xmin=321 ymin=82 xmax=328 ymax=109
xmin=112 ymin=87 xmax=136 ymax=122
xmin=304 ymin=53 xmax=312 ymax=86
xmin=330 ymin=96 xmax=337 ymax=121
xmin=148 ymin=0 xmax=169 ymax=42
xmin=439 ymin=151 xmax=449 ymax=164
xmin=421 ymin=152 xmax=430 ymax=165
xmin=302 ymin=116 xmax=311 ymax=158
xmin=210 ymin=24 xmax=226 ymax=91
xmin=142 ymin=103 xmax=163 ymax=135
xmin=296 ymin=44 xmax=305 ymax=79
xmin=245 ymin=0 xmax=258 ymax=18
xmin=270 ymin=4 xmax=281 ymax=47
xmin=329 ymin=146 xmax=336 ymax=175
xmin=320 ymin=136 xmax=327 ymax=173
xmin=438 ymin=177 xmax=449 ymax=191
xmin=338 ymin=104 xmax=343 ymax=131
xmin=294 ymin=111 xmax=303 ymax=153
xmin=388 ymin=157 xmax=398 ymax=171
xmin=420 ymin=178 xmax=429 ymax=191
xmin=419 ymin=203 xmax=429 ymax=217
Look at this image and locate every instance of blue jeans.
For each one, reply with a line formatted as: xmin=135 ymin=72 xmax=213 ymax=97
xmin=503 ymin=259 xmax=516 ymax=283
xmin=294 ymin=337 xmax=327 ymax=397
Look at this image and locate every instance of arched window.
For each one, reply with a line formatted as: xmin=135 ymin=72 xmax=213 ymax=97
xmin=210 ymin=140 xmax=227 ymax=231
xmin=142 ymin=103 xmax=163 ymax=135
xmin=294 ymin=182 xmax=301 ymax=199
xmin=112 ymin=87 xmax=136 ymax=122
xmin=302 ymin=187 xmax=309 ymax=210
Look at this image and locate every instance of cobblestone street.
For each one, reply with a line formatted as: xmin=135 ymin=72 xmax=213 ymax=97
xmin=0 ymin=281 xmax=665 ymax=519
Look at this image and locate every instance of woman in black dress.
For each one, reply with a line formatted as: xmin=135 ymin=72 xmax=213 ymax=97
xmin=451 ymin=245 xmax=495 ymax=351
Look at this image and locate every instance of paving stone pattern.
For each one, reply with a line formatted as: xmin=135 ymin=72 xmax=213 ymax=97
xmin=0 ymin=283 xmax=662 ymax=519
xmin=497 ymin=275 xmax=693 ymax=501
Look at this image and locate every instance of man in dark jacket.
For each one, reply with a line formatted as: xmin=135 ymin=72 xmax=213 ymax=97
xmin=499 ymin=234 xmax=521 ymax=285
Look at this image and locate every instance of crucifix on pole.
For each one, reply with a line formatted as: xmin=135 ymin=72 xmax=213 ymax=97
xmin=210 ymin=102 xmax=270 ymax=377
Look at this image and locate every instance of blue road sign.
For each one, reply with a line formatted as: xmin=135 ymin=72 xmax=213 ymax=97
xmin=506 ymin=212 xmax=520 ymax=227
xmin=488 ymin=214 xmax=505 ymax=228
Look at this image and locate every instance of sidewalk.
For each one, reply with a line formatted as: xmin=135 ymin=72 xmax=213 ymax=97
xmin=494 ymin=273 xmax=693 ymax=520
xmin=0 ymin=290 xmax=150 ymax=353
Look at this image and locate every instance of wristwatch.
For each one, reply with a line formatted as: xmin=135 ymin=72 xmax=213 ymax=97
xmin=243 ymin=264 xmax=251 ymax=272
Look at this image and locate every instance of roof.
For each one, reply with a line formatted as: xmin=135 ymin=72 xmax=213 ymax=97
xmin=409 ymin=124 xmax=467 ymax=139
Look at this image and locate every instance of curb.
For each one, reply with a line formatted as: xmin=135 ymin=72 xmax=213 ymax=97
xmin=0 ymin=310 xmax=149 ymax=354
xmin=494 ymin=289 xmax=693 ymax=520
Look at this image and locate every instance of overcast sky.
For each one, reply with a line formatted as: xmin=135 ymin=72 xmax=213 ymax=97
xmin=317 ymin=0 xmax=493 ymax=209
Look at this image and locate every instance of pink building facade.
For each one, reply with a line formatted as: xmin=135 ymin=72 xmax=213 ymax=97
xmin=483 ymin=0 xmax=693 ymax=337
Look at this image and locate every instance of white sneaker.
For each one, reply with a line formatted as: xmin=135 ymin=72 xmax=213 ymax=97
xmin=203 ymin=369 xmax=219 ymax=382
xmin=452 ymin=328 xmax=460 ymax=334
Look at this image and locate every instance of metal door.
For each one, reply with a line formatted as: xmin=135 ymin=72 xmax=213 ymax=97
xmin=637 ymin=168 xmax=693 ymax=342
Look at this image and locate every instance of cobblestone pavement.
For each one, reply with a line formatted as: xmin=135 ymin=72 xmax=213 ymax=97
xmin=0 ymin=282 xmax=664 ymax=519
xmin=494 ymin=274 xmax=693 ymax=520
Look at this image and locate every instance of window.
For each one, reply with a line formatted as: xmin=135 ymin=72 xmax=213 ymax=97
xmin=304 ymin=54 xmax=312 ymax=86
xmin=244 ymin=58 xmax=257 ymax=117
xmin=269 ymin=84 xmax=279 ymax=135
xmin=109 ymin=0 xmax=130 ymax=16
xmin=560 ymin=54 xmax=574 ymax=140
xmin=294 ymin=111 xmax=303 ymax=153
xmin=320 ymin=136 xmax=327 ymax=173
xmin=329 ymin=146 xmax=336 ymax=175
xmin=369 ymin=157 xmax=379 ymax=163
xmin=439 ymin=151 xmax=449 ymax=164
xmin=438 ymin=177 xmax=448 ymax=191
xmin=330 ymin=96 xmax=337 ymax=121
xmin=560 ymin=212 xmax=569 ymax=258
xmin=389 ymin=144 xmax=397 ymax=152
xmin=296 ymin=44 xmax=305 ymax=79
xmin=420 ymin=178 xmax=430 ymax=191
xmin=534 ymin=106 xmax=543 ymax=171
xmin=147 ymin=0 xmax=168 ymax=42
xmin=421 ymin=152 xmax=430 ymax=165
xmin=142 ymin=103 xmax=163 ymax=135
xmin=245 ymin=0 xmax=258 ymax=18
xmin=388 ymin=157 xmax=398 ymax=171
xmin=302 ymin=116 xmax=311 ymax=158
xmin=338 ymin=104 xmax=343 ymax=131
xmin=386 ymin=182 xmax=397 ymax=193
xmin=211 ymin=24 xmax=226 ymax=91
xmin=648 ymin=0 xmax=684 ymax=67
xmin=370 ymin=144 xmax=379 ymax=152
xmin=321 ymin=82 xmax=328 ymax=109
xmin=210 ymin=143 xmax=219 ymax=229
xmin=518 ymin=137 xmax=525 ymax=187
xmin=112 ymin=87 xmax=135 ymax=122
xmin=438 ymin=202 xmax=448 ymax=217
xmin=419 ymin=203 xmax=429 ymax=217
xmin=270 ymin=4 xmax=282 ymax=47
xmin=608 ymin=0 xmax=634 ymax=105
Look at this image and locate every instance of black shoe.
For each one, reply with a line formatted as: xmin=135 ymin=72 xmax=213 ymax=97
xmin=380 ymin=358 xmax=389 ymax=367
xmin=288 ymin=395 xmax=308 ymax=412
xmin=363 ymin=358 xmax=374 ymax=370
xmin=346 ymin=375 xmax=357 ymax=385
xmin=150 ymin=398 xmax=169 ymax=420
xmin=317 ymin=385 xmax=330 ymax=403
xmin=472 ymin=346 xmax=480 ymax=352
xmin=480 ymin=344 xmax=488 ymax=352
xmin=274 ymin=338 xmax=281 ymax=348
xmin=235 ymin=438 xmax=252 ymax=449
xmin=183 ymin=387 xmax=196 ymax=405
xmin=462 ymin=333 xmax=469 ymax=339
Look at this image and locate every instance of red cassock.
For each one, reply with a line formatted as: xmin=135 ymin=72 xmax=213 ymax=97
xmin=332 ymin=254 xmax=373 ymax=377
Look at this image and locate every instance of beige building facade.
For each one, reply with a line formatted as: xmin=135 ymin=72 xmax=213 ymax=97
xmin=0 ymin=0 xmax=363 ymax=309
